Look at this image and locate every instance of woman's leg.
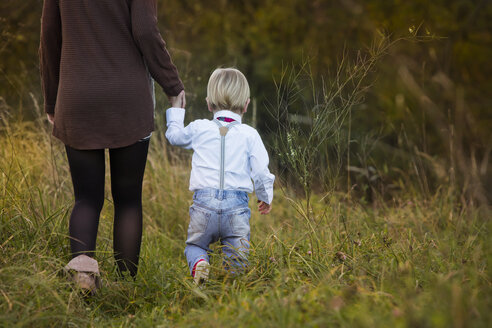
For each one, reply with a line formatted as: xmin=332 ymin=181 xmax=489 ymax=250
xmin=65 ymin=146 xmax=105 ymax=258
xmin=109 ymin=140 xmax=149 ymax=277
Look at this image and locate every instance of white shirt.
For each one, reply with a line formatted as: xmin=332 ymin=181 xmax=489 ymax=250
xmin=165 ymin=108 xmax=275 ymax=204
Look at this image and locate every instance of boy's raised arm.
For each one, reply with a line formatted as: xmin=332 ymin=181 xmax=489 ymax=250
xmin=165 ymin=107 xmax=193 ymax=149
xmin=249 ymin=131 xmax=275 ymax=205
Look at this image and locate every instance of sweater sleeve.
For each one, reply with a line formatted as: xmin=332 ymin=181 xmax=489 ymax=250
xmin=131 ymin=0 xmax=184 ymax=97
xmin=39 ymin=0 xmax=62 ymax=115
xmin=249 ymin=131 xmax=275 ymax=204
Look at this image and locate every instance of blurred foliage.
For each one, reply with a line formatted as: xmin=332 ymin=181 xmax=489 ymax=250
xmin=0 ymin=0 xmax=491 ymax=202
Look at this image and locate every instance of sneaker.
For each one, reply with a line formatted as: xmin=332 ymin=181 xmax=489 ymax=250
xmin=71 ymin=272 xmax=99 ymax=295
xmin=193 ymin=260 xmax=210 ymax=285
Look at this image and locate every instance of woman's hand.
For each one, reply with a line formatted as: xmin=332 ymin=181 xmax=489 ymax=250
xmin=257 ymin=201 xmax=272 ymax=215
xmin=47 ymin=113 xmax=54 ymax=124
xmin=169 ymin=90 xmax=186 ymax=108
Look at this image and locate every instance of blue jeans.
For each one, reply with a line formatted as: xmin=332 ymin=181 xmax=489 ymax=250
xmin=184 ymin=188 xmax=251 ymax=275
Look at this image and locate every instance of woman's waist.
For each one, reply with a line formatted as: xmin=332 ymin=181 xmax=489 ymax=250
xmin=56 ymin=77 xmax=154 ymax=107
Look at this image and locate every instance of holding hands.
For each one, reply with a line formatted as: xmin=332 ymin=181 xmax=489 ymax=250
xmin=169 ymin=90 xmax=186 ymax=108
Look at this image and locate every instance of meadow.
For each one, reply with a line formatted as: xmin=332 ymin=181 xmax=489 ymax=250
xmin=0 ymin=106 xmax=490 ymax=327
xmin=0 ymin=0 xmax=491 ymax=326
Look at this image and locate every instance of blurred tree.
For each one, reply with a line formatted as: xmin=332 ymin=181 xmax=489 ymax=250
xmin=0 ymin=0 xmax=42 ymax=119
xmin=0 ymin=0 xmax=490 ymax=201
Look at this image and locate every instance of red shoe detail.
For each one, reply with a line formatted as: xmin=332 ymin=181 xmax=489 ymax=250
xmin=192 ymin=259 xmax=205 ymax=278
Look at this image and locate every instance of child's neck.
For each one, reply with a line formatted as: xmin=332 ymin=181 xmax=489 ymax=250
xmin=213 ymin=109 xmax=243 ymax=118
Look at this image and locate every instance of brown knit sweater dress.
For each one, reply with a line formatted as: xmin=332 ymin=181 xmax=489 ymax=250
xmin=40 ymin=0 xmax=184 ymax=149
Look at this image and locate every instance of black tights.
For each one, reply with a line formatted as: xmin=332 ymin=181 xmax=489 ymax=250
xmin=65 ymin=140 xmax=149 ymax=277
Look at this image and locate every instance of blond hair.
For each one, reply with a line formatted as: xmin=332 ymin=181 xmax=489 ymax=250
xmin=207 ymin=68 xmax=250 ymax=113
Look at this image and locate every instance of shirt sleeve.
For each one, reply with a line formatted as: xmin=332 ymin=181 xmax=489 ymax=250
xmin=165 ymin=107 xmax=194 ymax=149
xmin=39 ymin=0 xmax=62 ymax=115
xmin=130 ymin=0 xmax=184 ymax=96
xmin=249 ymin=131 xmax=275 ymax=204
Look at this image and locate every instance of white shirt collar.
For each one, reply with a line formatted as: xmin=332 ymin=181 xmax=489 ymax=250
xmin=213 ymin=110 xmax=242 ymax=124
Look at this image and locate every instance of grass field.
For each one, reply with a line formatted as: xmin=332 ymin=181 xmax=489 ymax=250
xmin=1 ymin=114 xmax=490 ymax=327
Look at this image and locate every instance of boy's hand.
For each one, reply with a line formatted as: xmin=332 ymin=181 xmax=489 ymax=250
xmin=47 ymin=113 xmax=54 ymax=124
xmin=169 ymin=90 xmax=186 ymax=108
xmin=257 ymin=201 xmax=272 ymax=215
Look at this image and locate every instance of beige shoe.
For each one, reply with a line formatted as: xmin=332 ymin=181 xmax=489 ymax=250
xmin=193 ymin=260 xmax=210 ymax=285
xmin=64 ymin=255 xmax=101 ymax=295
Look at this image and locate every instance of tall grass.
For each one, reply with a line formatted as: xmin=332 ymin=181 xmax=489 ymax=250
xmin=0 ymin=91 xmax=490 ymax=327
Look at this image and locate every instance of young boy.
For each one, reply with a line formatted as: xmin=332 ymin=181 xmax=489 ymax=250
xmin=165 ymin=68 xmax=275 ymax=284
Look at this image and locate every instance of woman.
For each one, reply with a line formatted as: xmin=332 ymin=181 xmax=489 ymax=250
xmin=40 ymin=0 xmax=184 ymax=291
